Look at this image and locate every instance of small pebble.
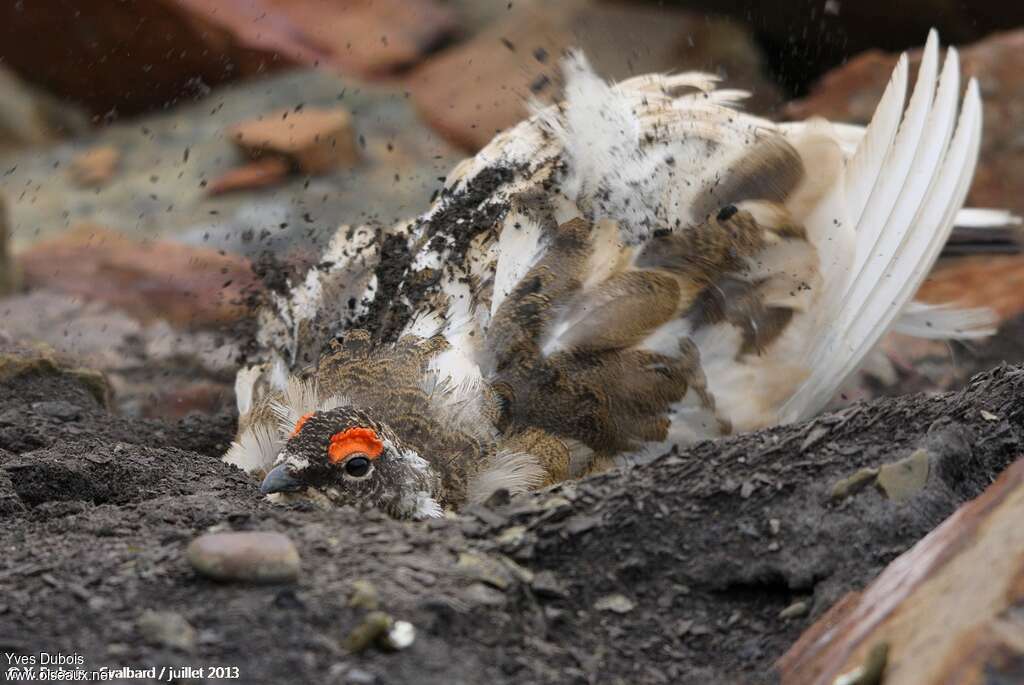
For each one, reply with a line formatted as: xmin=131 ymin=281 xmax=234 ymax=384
xmin=346 ymin=668 xmax=377 ymax=685
xmin=778 ymin=601 xmax=809 ymax=619
xmin=344 ymin=611 xmax=393 ymax=653
xmin=137 ymin=610 xmax=196 ymax=651
xmin=531 ymin=570 xmax=567 ymax=598
xmin=187 ymin=531 xmax=300 ymax=583
xmin=348 ymin=579 xmax=380 ymax=610
xmin=594 ymin=594 xmax=635 ymax=614
xmin=381 ymin=621 xmax=416 ymax=651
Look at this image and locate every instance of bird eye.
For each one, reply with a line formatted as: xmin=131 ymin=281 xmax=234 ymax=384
xmin=344 ymin=456 xmax=372 ymax=478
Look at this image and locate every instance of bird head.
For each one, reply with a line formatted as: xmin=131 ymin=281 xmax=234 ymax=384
xmin=259 ymin=406 xmax=444 ymax=520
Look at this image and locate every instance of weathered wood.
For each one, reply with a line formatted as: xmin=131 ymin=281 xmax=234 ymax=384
xmin=778 ymin=457 xmax=1024 ymax=684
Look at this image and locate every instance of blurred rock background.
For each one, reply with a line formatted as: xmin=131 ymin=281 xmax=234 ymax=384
xmin=0 ymin=0 xmax=1023 ymax=419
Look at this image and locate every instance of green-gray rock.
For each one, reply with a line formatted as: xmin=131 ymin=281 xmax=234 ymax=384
xmin=876 ymin=449 xmax=930 ymax=502
xmin=830 ymin=467 xmax=879 ymax=501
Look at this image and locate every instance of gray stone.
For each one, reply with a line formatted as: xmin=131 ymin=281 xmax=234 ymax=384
xmin=187 ymin=531 xmax=300 ymax=583
xmin=594 ymin=594 xmax=635 ymax=614
xmin=31 ymin=400 xmax=81 ymax=421
xmin=137 ymin=610 xmax=196 ymax=651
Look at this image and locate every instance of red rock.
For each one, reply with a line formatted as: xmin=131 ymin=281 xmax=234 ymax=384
xmin=16 ymin=225 xmax=261 ymax=329
xmin=255 ymin=0 xmax=458 ymax=78
xmin=0 ymin=290 xmax=238 ymax=419
xmin=777 ymin=458 xmax=1024 ymax=684
xmin=69 ymin=146 xmax=121 ymax=188
xmin=407 ymin=3 xmax=782 ymax=151
xmin=0 ymin=1 xmax=292 ymax=117
xmin=786 ymin=29 xmax=1024 ymax=220
xmin=229 ymin=107 xmax=359 ymax=174
xmin=139 ymin=379 xmax=231 ymax=420
xmin=0 ymin=0 xmax=456 ymax=117
xmin=206 ymin=158 xmax=292 ymax=196
xmin=917 ymin=255 xmax=1024 ymax=322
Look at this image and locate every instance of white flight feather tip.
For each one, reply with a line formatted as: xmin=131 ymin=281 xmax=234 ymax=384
xmin=895 ymin=302 xmax=997 ymax=339
xmin=782 ymin=33 xmax=985 ymax=423
xmin=954 ymin=207 xmax=1023 ymax=228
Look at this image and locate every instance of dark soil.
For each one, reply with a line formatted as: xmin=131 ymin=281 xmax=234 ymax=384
xmin=1 ymin=342 xmax=1021 ymax=683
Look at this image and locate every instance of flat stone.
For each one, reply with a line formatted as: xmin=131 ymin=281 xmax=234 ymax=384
xmin=531 ymin=570 xmax=567 ymax=599
xmin=69 ymin=146 xmax=121 ymax=188
xmin=876 ymin=449 xmax=931 ymax=503
xmin=456 ymin=552 xmax=515 ymax=590
xmin=407 ymin=3 xmax=781 ymax=151
xmin=830 ymin=467 xmax=880 ymax=501
xmin=17 ymin=226 xmax=262 ymax=329
xmin=186 ymin=531 xmax=300 ymax=583
xmin=31 ymin=400 xmax=81 ymax=422
xmin=779 ymin=601 xmax=809 ymax=620
xmin=229 ymin=108 xmax=359 ymax=174
xmin=462 ymin=582 xmax=507 ymax=607
xmin=206 ymin=158 xmax=291 ymax=196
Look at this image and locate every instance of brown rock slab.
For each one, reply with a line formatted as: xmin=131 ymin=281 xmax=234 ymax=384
xmin=16 ymin=225 xmax=261 ymax=329
xmin=407 ymin=2 xmax=782 ymax=151
xmin=0 ymin=0 xmax=455 ymax=116
xmin=777 ymin=457 xmax=1024 ymax=684
xmin=187 ymin=531 xmax=300 ymax=584
xmin=254 ymin=0 xmax=458 ymax=78
xmin=0 ymin=291 xmax=236 ymax=418
xmin=69 ymin=146 xmax=121 ymax=188
xmin=206 ymin=157 xmax=292 ymax=196
xmin=229 ymin=108 xmax=359 ymax=174
xmin=786 ymin=29 xmax=1024 ymax=223
xmin=917 ymin=254 xmax=1024 ymax=323
xmin=0 ymin=0 xmax=297 ymax=117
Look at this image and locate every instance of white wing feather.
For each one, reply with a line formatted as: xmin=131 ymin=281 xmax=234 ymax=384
xmin=782 ymin=48 xmax=984 ymax=422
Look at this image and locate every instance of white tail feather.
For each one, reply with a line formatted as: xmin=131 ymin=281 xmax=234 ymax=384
xmin=782 ymin=36 xmax=983 ymax=423
xmin=894 ymin=301 xmax=997 ymax=339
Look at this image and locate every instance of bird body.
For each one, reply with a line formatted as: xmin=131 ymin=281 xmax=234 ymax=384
xmin=226 ymin=32 xmax=1003 ymax=518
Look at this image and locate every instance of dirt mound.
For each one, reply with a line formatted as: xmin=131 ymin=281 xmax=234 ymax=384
xmin=1 ymin=346 xmax=1020 ymax=683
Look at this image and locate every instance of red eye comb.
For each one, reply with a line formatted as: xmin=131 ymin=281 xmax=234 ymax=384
xmin=291 ymin=412 xmax=315 ymax=438
xmin=328 ymin=427 xmax=384 ymax=464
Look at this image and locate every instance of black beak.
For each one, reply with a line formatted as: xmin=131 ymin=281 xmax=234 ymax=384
xmin=260 ymin=464 xmax=304 ymax=495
